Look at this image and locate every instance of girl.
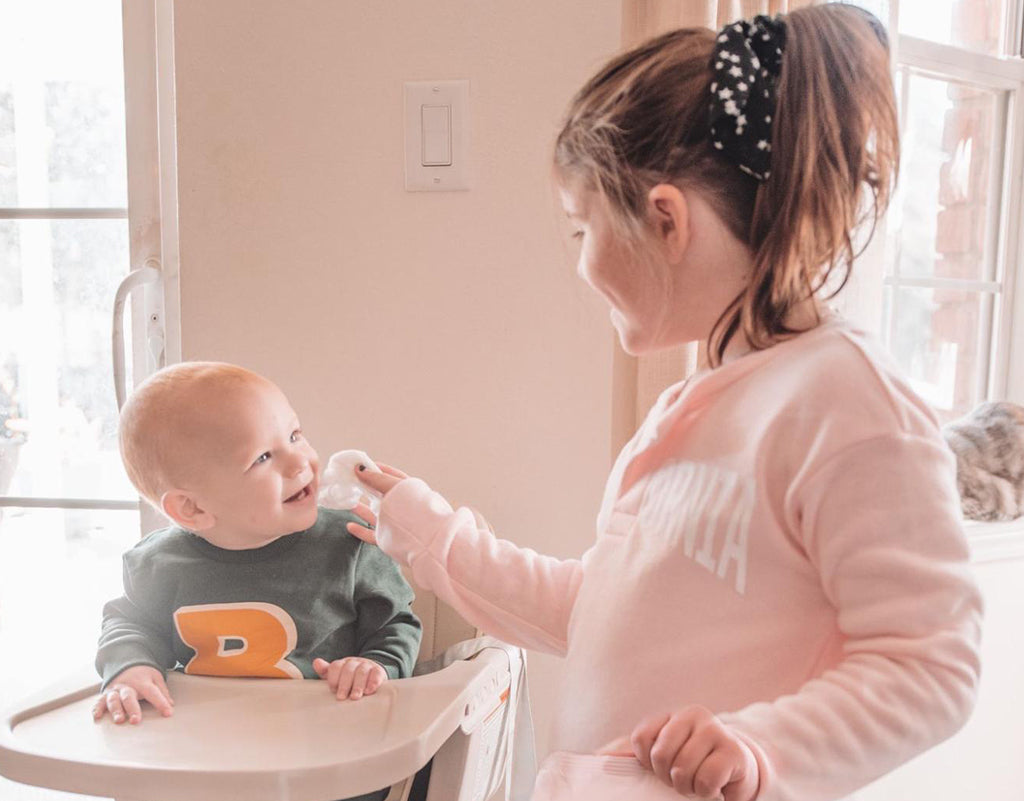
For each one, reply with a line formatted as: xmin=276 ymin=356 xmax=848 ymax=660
xmin=344 ymin=6 xmax=982 ymax=800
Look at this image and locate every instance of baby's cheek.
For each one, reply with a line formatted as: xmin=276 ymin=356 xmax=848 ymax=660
xmin=243 ymin=503 xmax=262 ymax=526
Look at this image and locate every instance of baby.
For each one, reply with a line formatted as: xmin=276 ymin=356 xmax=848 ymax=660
xmin=93 ymin=361 xmax=421 ymax=731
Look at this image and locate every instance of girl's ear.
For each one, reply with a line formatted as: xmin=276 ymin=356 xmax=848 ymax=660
xmin=160 ymin=490 xmax=215 ymax=532
xmin=646 ymin=183 xmax=691 ymax=262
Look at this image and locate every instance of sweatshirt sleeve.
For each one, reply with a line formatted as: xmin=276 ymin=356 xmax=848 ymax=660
xmin=376 ymin=477 xmax=584 ymax=656
xmin=719 ymin=433 xmax=984 ymax=801
xmin=95 ymin=553 xmax=177 ymax=689
xmin=352 ymin=541 xmax=423 ymax=680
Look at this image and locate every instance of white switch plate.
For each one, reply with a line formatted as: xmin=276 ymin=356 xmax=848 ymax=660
xmin=404 ymin=80 xmax=469 ymax=191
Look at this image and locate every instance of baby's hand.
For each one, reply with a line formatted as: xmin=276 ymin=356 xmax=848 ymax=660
xmin=92 ymin=665 xmax=174 ymax=725
xmin=599 ymin=706 xmax=759 ymax=801
xmin=312 ymin=656 xmax=388 ymax=700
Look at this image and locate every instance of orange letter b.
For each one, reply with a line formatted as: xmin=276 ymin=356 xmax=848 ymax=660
xmin=174 ymin=602 xmax=303 ymax=678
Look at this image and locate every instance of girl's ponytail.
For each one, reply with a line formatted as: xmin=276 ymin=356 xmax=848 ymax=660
xmin=719 ymin=4 xmax=898 ymax=363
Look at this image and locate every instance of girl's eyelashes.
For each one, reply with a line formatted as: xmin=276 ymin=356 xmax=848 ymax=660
xmin=253 ymin=451 xmax=271 ymax=466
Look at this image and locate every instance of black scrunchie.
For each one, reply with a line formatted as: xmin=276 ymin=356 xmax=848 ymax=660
xmin=708 ymin=15 xmax=787 ymax=181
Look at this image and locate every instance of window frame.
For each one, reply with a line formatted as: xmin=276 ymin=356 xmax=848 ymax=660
xmin=0 ymin=0 xmax=177 ymax=533
xmin=882 ymin=2 xmax=1024 ymax=412
xmin=885 ymin=1 xmax=1024 ymax=553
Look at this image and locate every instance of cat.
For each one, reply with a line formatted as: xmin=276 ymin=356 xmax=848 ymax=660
xmin=942 ymin=401 xmax=1024 ymax=522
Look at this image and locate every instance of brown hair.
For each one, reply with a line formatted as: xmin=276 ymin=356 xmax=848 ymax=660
xmin=554 ymin=4 xmax=898 ymax=365
xmin=119 ymin=361 xmax=267 ymax=507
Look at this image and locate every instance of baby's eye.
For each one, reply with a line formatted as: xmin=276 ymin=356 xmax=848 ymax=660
xmin=290 ymin=429 xmax=302 ymax=443
xmin=253 ymin=452 xmax=271 ymax=466
xmin=571 ymin=230 xmax=584 ymax=240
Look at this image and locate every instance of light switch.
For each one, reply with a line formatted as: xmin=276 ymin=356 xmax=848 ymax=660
xmin=421 ymin=105 xmax=452 ymax=166
xmin=404 ymin=80 xmax=470 ymax=191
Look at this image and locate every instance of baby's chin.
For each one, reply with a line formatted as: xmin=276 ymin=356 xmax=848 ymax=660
xmin=292 ymin=503 xmax=320 ymax=530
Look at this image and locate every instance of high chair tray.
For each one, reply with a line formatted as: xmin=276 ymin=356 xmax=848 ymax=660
xmin=0 ymin=652 xmax=505 ymax=801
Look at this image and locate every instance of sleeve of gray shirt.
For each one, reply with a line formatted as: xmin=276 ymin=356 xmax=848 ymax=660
xmin=352 ymin=541 xmax=422 ymax=679
xmin=95 ymin=552 xmax=177 ymax=689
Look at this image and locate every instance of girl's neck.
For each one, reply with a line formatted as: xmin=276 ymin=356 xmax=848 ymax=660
xmin=720 ymin=297 xmax=826 ymax=365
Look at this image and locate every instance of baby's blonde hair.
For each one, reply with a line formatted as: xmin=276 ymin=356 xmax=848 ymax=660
xmin=119 ymin=361 xmax=268 ymax=507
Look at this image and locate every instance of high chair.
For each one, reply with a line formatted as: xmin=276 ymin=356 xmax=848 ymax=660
xmin=0 ymin=589 xmax=534 ymax=801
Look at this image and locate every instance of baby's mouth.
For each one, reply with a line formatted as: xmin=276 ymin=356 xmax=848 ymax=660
xmin=284 ymin=482 xmax=313 ymax=504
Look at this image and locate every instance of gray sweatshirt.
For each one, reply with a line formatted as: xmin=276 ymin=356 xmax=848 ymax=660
xmin=96 ymin=507 xmax=421 ymax=689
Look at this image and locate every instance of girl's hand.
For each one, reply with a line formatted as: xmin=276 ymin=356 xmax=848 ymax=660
xmin=357 ymin=461 xmax=408 ymax=494
xmin=599 ymin=706 xmax=759 ymax=801
xmin=345 ymin=462 xmax=408 ymax=545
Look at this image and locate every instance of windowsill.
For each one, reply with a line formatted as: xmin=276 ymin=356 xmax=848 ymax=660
xmin=964 ymin=518 xmax=1024 ymax=563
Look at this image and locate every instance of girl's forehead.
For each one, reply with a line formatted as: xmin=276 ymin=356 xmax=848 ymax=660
xmin=558 ymin=184 xmax=591 ymax=218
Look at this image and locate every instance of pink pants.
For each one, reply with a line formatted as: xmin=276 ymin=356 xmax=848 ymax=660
xmin=531 ymin=752 xmax=692 ymax=801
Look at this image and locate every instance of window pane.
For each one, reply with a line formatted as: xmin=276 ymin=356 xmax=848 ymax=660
xmin=0 ymin=85 xmax=15 ymax=207
xmin=0 ymin=219 xmax=136 ymax=503
xmin=888 ymin=286 xmax=991 ymax=420
xmin=892 ymin=70 xmax=1003 ymax=282
xmin=0 ymin=2 xmax=126 ymax=207
xmin=0 ymin=505 xmax=133 ymax=801
xmin=899 ymin=0 xmax=1009 ymax=56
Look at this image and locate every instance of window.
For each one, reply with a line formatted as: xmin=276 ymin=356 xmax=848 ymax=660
xmin=860 ymin=0 xmax=1024 ymax=421
xmin=0 ymin=2 xmax=136 ymax=508
xmin=0 ymin=4 xmax=166 ymax=799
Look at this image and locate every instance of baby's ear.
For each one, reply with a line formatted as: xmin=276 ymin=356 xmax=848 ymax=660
xmin=160 ymin=490 xmax=215 ymax=531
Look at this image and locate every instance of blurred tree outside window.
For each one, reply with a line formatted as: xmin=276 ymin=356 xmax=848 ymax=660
xmin=0 ymin=4 xmax=144 ymax=800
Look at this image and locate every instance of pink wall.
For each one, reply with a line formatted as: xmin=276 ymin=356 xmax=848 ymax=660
xmin=170 ymin=0 xmax=622 ymax=756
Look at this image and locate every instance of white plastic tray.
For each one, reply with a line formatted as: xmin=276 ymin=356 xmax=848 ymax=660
xmin=0 ymin=653 xmax=504 ymax=801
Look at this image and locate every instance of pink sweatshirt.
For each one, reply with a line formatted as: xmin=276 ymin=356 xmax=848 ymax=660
xmin=376 ymin=316 xmax=983 ymax=801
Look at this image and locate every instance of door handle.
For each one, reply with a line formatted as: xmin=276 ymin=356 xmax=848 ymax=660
xmin=112 ymin=258 xmax=161 ymax=410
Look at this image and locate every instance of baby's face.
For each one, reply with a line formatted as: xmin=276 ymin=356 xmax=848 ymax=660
xmin=184 ymin=379 xmax=320 ymax=548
